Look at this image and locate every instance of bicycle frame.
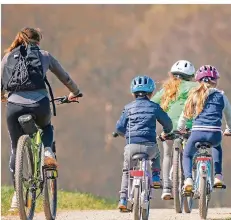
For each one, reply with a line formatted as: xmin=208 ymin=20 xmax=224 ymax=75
xmin=32 ymin=131 xmax=43 ymax=179
xmin=194 ymin=150 xmax=213 ymax=195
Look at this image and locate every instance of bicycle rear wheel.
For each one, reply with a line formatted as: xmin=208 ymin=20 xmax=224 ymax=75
xmin=133 ymin=185 xmax=141 ymax=220
xmin=43 ymin=169 xmax=58 ymax=220
xmin=15 ymin=135 xmax=36 ymax=220
xmin=199 ymin=175 xmax=208 ymax=219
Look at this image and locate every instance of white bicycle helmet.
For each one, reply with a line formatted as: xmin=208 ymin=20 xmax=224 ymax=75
xmin=170 ymin=60 xmax=195 ymax=80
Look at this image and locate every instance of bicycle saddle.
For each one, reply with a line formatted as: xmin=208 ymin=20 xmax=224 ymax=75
xmin=18 ymin=114 xmax=35 ymax=124
xmin=132 ymin=153 xmax=149 ymax=160
xmin=195 ymin=142 xmax=212 ymax=149
xmin=18 ymin=114 xmax=37 ymax=135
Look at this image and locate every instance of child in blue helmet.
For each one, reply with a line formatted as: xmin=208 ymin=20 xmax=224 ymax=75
xmin=116 ymin=76 xmax=173 ymax=210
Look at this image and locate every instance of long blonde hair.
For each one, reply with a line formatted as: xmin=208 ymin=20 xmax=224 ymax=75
xmin=5 ymin=27 xmax=42 ymax=53
xmin=160 ymin=73 xmax=182 ymax=111
xmin=184 ymin=82 xmax=215 ymax=119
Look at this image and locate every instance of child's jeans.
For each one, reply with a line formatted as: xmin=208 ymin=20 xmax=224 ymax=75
xmin=183 ymin=130 xmax=222 ymax=179
xmin=120 ymin=143 xmax=160 ymax=199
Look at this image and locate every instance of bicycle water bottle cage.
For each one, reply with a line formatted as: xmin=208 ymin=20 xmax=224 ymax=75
xmin=18 ymin=114 xmax=38 ymax=135
xmin=195 ymin=142 xmax=212 ymax=149
xmin=132 ymin=153 xmax=148 ymax=161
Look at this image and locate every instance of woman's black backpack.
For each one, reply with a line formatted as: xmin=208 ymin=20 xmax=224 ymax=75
xmin=2 ymin=44 xmax=46 ymax=92
xmin=1 ymin=44 xmax=57 ymax=116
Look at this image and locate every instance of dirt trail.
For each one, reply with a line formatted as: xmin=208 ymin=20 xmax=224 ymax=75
xmin=2 ymin=208 xmax=231 ymax=220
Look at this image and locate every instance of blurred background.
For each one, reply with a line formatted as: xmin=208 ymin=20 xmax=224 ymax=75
xmin=1 ymin=4 xmax=231 ymax=208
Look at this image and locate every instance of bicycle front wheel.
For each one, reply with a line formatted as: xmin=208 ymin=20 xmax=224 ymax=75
xmin=15 ymin=135 xmax=36 ymax=220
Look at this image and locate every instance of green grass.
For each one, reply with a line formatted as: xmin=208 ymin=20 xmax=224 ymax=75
xmin=1 ymin=185 xmax=117 ymax=216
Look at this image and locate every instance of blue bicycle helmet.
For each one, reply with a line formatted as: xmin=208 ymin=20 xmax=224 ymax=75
xmin=130 ymin=76 xmax=156 ymax=93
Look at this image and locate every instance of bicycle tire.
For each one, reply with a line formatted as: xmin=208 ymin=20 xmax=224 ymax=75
xmin=15 ymin=135 xmax=36 ymax=220
xmin=172 ymin=148 xmax=183 ymax=213
xmin=133 ymin=185 xmax=141 ymax=220
xmin=199 ymin=175 xmax=208 ymax=219
xmin=43 ymin=170 xmax=58 ymax=220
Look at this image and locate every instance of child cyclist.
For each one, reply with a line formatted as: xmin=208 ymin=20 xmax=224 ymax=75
xmin=151 ymin=60 xmax=198 ymax=199
xmin=177 ymin=65 xmax=231 ymax=190
xmin=116 ymin=75 xmax=173 ymax=210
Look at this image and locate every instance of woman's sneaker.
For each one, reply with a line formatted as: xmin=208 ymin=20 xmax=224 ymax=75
xmin=161 ymin=188 xmax=172 ymax=200
xmin=184 ymin=178 xmax=193 ymax=192
xmin=44 ymin=147 xmax=58 ymax=167
xmin=9 ymin=191 xmax=17 ymax=211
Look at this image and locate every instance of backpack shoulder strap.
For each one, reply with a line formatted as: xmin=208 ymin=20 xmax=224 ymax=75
xmin=44 ymin=77 xmax=56 ymax=116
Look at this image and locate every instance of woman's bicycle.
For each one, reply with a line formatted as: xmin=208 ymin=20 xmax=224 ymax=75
xmin=15 ymin=94 xmax=82 ymax=220
xmin=113 ymin=132 xmax=156 ymax=220
xmin=158 ymin=130 xmax=192 ymax=214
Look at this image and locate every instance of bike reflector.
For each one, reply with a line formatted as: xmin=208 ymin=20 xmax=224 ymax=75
xmin=196 ymin=157 xmax=211 ymax=162
xmin=130 ymin=170 xmax=144 ymax=177
xmin=201 ymin=165 xmax=206 ymax=171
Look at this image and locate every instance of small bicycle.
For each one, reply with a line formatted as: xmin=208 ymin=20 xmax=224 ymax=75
xmin=185 ymin=140 xmax=226 ymax=220
xmin=113 ymin=132 xmax=158 ymax=220
xmin=15 ymin=94 xmax=82 ymax=220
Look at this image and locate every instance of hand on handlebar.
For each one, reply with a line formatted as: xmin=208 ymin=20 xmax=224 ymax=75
xmin=159 ymin=132 xmax=171 ymax=141
xmin=68 ymin=92 xmax=83 ymax=102
xmin=1 ymin=97 xmax=7 ymax=103
xmin=223 ymin=129 xmax=231 ymax=136
xmin=1 ymin=92 xmax=7 ymax=102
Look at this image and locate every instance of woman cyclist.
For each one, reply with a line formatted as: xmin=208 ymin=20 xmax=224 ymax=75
xmin=1 ymin=27 xmax=82 ymax=210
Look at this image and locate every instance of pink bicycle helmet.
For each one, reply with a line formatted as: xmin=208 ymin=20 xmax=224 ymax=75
xmin=195 ymin=65 xmax=220 ymax=82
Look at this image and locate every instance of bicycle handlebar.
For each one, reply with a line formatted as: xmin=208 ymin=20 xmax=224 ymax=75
xmin=51 ymin=93 xmax=83 ymax=104
xmin=112 ymin=129 xmax=231 ymax=140
xmin=158 ymin=130 xmax=191 ymax=142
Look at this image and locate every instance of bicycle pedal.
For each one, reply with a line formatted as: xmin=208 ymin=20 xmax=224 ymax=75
xmin=44 ymin=165 xmax=57 ymax=170
xmin=183 ymin=191 xmax=193 ymax=197
xmin=163 ymin=195 xmax=173 ymax=200
xmin=213 ymin=184 xmax=226 ymax=189
xmin=152 ymin=185 xmax=163 ymax=189
xmin=119 ymin=208 xmax=130 ymax=213
xmin=184 ymin=185 xmax=193 ymax=192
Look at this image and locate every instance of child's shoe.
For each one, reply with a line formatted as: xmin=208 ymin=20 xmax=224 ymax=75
xmin=118 ymin=198 xmax=127 ymax=211
xmin=152 ymin=172 xmax=162 ymax=188
xmin=214 ymin=174 xmax=225 ymax=187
